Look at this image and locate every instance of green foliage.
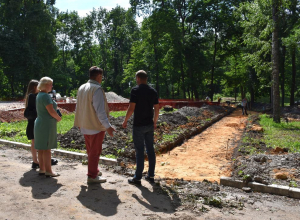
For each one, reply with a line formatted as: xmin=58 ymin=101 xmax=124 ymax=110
xmin=0 ymin=0 xmax=299 ymax=105
xmin=203 ymin=197 xmax=222 ymax=208
xmin=104 ymin=154 xmax=118 ymax=159
xmin=289 ymin=180 xmax=298 ymax=188
xmin=110 ymin=111 xmax=127 ymax=118
xmin=0 ymin=0 xmax=57 ymax=98
xmin=259 ymin=114 xmax=300 ymax=152
xmin=162 ymin=133 xmax=178 ymax=142
xmin=238 ymin=170 xmax=244 ymax=177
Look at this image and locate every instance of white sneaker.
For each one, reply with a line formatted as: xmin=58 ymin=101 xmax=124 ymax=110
xmin=87 ymin=176 xmax=107 ymax=184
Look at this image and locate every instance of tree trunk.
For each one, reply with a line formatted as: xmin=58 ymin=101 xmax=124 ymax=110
xmin=210 ymin=31 xmax=217 ymax=100
xmin=240 ymin=86 xmax=244 ymax=99
xmin=272 ymin=0 xmax=281 ymax=123
xmin=290 ymin=48 xmax=296 ymax=106
xmin=154 ymin=44 xmax=160 ymax=97
xmin=280 ymin=46 xmax=286 ymax=107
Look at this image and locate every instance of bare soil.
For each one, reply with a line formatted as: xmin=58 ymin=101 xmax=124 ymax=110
xmin=152 ymin=109 xmax=248 ymax=182
xmin=1 ymin=145 xmax=300 ymax=220
xmin=1 ymin=104 xmax=300 ymax=219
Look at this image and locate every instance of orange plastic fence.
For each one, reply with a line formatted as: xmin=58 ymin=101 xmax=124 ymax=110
xmin=57 ymin=101 xmax=219 ymax=112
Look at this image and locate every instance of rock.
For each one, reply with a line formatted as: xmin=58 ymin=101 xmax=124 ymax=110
xmin=275 ymin=172 xmax=288 ymax=180
xmin=260 ymin=156 xmax=267 ymax=163
xmin=273 ymin=147 xmax=285 ymax=154
xmin=253 ymin=155 xmax=268 ymax=163
xmin=254 ymin=176 xmax=269 ymax=185
xmin=243 ymin=175 xmax=253 ymax=184
xmin=163 ymin=105 xmax=173 ymax=112
xmin=248 ymin=200 xmax=255 ymax=205
xmin=251 ymin=125 xmax=264 ymax=132
xmin=242 ymin=187 xmax=252 ymax=193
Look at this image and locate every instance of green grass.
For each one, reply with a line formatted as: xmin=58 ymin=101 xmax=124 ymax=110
xmin=160 ymin=108 xmax=178 ymax=114
xmin=259 ymin=114 xmax=300 ymax=152
xmin=110 ymin=111 xmax=127 ymax=118
xmin=57 ymin=114 xmax=76 ymax=134
xmin=162 ymin=133 xmax=179 ymax=142
xmin=0 ymin=111 xmax=127 ymax=145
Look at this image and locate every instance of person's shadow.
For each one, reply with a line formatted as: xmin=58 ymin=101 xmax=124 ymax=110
xmin=132 ymin=183 xmax=181 ymax=213
xmin=19 ymin=170 xmax=62 ymax=199
xmin=77 ymin=184 xmax=121 ymax=217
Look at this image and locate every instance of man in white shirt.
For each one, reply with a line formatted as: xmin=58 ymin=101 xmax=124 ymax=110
xmin=74 ymin=66 xmax=115 ymax=184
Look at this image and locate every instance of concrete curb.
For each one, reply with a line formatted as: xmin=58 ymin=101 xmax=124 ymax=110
xmin=0 ymin=139 xmax=117 ymax=166
xmin=220 ymin=176 xmax=300 ymax=199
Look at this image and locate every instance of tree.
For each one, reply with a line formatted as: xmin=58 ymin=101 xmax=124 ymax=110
xmin=272 ymin=0 xmax=281 ymax=122
xmin=0 ymin=0 xmax=57 ymax=97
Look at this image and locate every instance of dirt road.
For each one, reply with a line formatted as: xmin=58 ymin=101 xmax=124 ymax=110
xmin=152 ymin=109 xmax=247 ymax=182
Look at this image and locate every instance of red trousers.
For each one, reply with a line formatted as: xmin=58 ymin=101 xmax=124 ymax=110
xmin=84 ymin=131 xmax=105 ymax=179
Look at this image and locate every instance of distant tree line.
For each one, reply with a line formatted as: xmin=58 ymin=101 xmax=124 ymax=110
xmin=0 ymin=0 xmax=299 ymax=117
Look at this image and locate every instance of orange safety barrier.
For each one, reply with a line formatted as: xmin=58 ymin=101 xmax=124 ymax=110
xmin=57 ymin=101 xmax=220 ymax=112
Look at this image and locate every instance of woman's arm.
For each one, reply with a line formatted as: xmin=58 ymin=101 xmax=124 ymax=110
xmin=45 ymin=104 xmax=61 ymax=122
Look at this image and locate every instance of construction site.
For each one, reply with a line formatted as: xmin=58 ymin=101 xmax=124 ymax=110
xmin=0 ymin=95 xmax=300 ymax=219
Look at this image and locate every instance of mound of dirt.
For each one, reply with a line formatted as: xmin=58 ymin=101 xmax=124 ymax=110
xmin=158 ymin=112 xmax=188 ymax=126
xmin=105 ymin=92 xmax=129 ymax=103
xmin=0 ymin=107 xmax=70 ymax=123
xmin=282 ymin=106 xmax=300 ymax=119
xmin=232 ymin=153 xmax=300 ymax=187
xmin=0 ymin=110 xmax=26 ymax=123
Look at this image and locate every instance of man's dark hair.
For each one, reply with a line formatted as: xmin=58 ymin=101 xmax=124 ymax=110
xmin=135 ymin=70 xmax=148 ymax=80
xmin=89 ymin=66 xmax=103 ymax=79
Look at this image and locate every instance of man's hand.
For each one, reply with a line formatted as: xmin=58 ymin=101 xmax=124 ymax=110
xmin=107 ymin=126 xmax=116 ymax=137
xmin=57 ymin=117 xmax=62 ymax=122
xmin=122 ymin=120 xmax=127 ymax=129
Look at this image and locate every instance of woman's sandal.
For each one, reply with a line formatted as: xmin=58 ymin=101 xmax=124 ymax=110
xmin=45 ymin=172 xmax=60 ymax=178
xmin=32 ymin=162 xmax=39 ymax=169
xmin=39 ymin=170 xmax=45 ymax=176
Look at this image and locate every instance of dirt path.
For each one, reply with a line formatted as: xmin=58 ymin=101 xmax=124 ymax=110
xmin=152 ymin=109 xmax=248 ymax=182
xmin=1 ymin=144 xmax=300 ymax=220
xmin=0 ymin=146 xmax=193 ymax=220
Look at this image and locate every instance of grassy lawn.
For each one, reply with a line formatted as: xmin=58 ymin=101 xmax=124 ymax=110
xmin=260 ymin=114 xmax=300 ymax=152
xmin=0 ymin=111 xmax=127 ymax=144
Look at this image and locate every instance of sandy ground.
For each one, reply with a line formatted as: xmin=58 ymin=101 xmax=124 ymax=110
xmin=0 ymin=101 xmax=25 ymax=110
xmin=151 ymin=109 xmax=247 ymax=182
xmin=1 ymin=145 xmax=300 ymax=220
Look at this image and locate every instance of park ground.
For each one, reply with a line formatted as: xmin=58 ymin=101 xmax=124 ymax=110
xmin=1 ymin=107 xmax=300 ymax=219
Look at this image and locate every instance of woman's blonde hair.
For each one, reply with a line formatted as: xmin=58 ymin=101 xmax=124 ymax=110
xmin=37 ymin=77 xmax=53 ymax=91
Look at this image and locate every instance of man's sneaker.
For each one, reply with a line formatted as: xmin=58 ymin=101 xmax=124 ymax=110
xmin=128 ymin=178 xmax=141 ymax=186
xmin=145 ymin=176 xmax=155 ymax=183
xmin=87 ymin=176 xmax=107 ymax=184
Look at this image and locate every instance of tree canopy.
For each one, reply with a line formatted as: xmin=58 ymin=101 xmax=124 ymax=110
xmin=0 ymin=0 xmax=299 ymax=121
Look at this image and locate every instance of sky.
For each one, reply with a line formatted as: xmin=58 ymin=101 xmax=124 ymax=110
xmin=55 ymin=0 xmax=131 ymax=17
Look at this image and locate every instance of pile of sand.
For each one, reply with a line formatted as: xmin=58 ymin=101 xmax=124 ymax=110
xmin=105 ymin=92 xmax=129 ymax=103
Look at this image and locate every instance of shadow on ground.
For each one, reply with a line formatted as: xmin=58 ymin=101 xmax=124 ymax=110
xmin=76 ymin=183 xmax=180 ymax=217
xmin=77 ymin=184 xmax=121 ymax=216
xmin=19 ymin=169 xmax=63 ymax=199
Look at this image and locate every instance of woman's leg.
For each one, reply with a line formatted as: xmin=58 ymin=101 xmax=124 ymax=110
xmin=31 ymin=139 xmax=38 ymax=163
xmin=38 ymin=150 xmax=45 ymax=171
xmin=44 ymin=150 xmax=53 ymax=174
